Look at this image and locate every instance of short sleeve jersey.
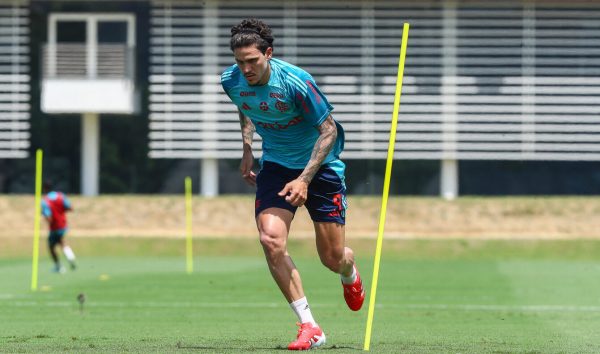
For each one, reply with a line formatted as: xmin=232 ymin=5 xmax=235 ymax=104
xmin=221 ymin=58 xmax=345 ymax=169
xmin=42 ymin=191 xmax=71 ymax=231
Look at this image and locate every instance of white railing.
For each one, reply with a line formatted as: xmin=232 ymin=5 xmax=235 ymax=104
xmin=148 ymin=0 xmax=600 ymax=161
xmin=42 ymin=43 xmax=134 ymax=79
xmin=0 ymin=0 xmax=29 ymax=158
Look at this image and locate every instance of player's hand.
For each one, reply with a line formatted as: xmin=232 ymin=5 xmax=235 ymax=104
xmin=239 ymin=150 xmax=256 ymax=186
xmin=278 ymin=178 xmax=308 ymax=207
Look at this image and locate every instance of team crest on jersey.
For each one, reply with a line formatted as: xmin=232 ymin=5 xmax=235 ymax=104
xmin=260 ymin=102 xmax=269 ymax=111
xmin=242 ymin=102 xmax=251 ymax=110
xmin=275 ymin=100 xmax=289 ymax=113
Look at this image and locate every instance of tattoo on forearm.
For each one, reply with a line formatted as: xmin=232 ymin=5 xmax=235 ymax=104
xmin=299 ymin=115 xmax=337 ymax=184
xmin=239 ymin=110 xmax=255 ymax=149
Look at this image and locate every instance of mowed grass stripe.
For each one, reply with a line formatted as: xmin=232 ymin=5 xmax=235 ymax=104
xmin=1 ymin=240 xmax=600 ymax=353
xmin=4 ymin=299 xmax=600 ymax=313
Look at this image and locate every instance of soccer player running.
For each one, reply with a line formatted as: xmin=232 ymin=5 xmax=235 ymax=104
xmin=41 ymin=180 xmax=76 ymax=273
xmin=221 ymin=19 xmax=365 ymax=350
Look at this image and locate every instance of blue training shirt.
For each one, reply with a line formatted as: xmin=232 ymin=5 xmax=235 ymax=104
xmin=221 ymin=58 xmax=345 ymax=170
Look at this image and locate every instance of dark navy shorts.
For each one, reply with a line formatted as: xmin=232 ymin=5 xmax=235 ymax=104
xmin=255 ymin=161 xmax=347 ymax=224
xmin=48 ymin=229 xmax=67 ymax=247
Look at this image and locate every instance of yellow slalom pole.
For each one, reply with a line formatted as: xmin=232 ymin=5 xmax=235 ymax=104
xmin=364 ymin=23 xmax=410 ymax=351
xmin=31 ymin=149 xmax=43 ymax=291
xmin=185 ymin=176 xmax=193 ymax=274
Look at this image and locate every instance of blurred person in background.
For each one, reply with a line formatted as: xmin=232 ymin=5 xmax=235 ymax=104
xmin=221 ymin=18 xmax=365 ymax=350
xmin=42 ymin=180 xmax=76 ymax=273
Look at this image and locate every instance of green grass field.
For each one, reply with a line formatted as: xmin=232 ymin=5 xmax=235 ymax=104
xmin=1 ymin=238 xmax=600 ymax=353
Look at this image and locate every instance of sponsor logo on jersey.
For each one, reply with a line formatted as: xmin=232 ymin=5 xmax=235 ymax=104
xmin=240 ymin=91 xmax=256 ymax=97
xmin=259 ymin=101 xmax=269 ymax=111
xmin=256 ymin=116 xmax=304 ymax=130
xmin=269 ymin=92 xmax=284 ymax=99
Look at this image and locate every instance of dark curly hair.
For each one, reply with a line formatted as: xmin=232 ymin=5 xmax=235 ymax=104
xmin=42 ymin=179 xmax=53 ymax=193
xmin=230 ymin=18 xmax=274 ymax=53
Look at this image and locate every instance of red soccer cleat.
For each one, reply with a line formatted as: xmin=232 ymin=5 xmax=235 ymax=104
xmin=287 ymin=322 xmax=326 ymax=350
xmin=342 ymin=264 xmax=365 ymax=311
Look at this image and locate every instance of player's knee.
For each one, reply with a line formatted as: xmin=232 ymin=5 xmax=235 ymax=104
xmin=259 ymin=231 xmax=285 ymax=257
xmin=319 ymin=252 xmax=344 ymax=273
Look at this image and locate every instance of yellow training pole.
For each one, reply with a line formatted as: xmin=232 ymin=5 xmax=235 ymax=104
xmin=31 ymin=149 xmax=43 ymax=291
xmin=185 ymin=176 xmax=193 ymax=274
xmin=364 ymin=22 xmax=410 ymax=351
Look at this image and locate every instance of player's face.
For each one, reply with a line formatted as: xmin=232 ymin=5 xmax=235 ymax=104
xmin=234 ymin=45 xmax=272 ymax=86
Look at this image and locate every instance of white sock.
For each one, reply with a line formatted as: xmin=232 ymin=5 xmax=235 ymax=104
xmin=289 ymin=297 xmax=317 ymax=326
xmin=340 ymin=265 xmax=357 ymax=284
xmin=63 ymin=246 xmax=76 ymax=263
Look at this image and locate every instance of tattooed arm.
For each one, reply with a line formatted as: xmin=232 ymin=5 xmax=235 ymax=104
xmin=300 ymin=115 xmax=337 ymax=183
xmin=239 ymin=110 xmax=257 ymax=186
xmin=278 ymin=115 xmax=338 ymax=206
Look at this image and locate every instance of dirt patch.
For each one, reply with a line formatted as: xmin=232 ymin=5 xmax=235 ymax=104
xmin=2 ymin=195 xmax=600 ymax=239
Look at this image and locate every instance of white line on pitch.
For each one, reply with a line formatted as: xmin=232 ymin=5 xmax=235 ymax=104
xmin=402 ymin=304 xmax=600 ymax=312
